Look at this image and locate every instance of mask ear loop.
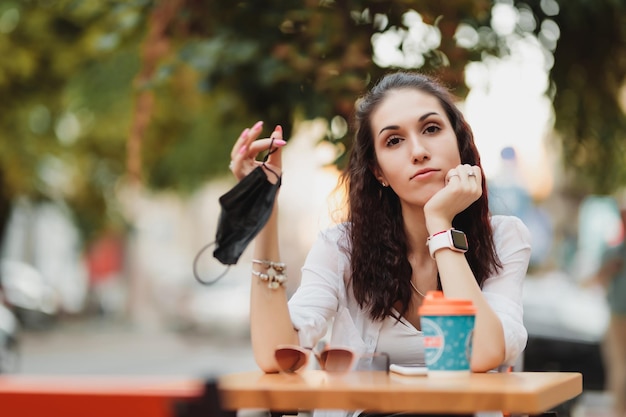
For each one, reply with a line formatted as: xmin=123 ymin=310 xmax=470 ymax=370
xmin=192 ymin=241 xmax=230 ymax=285
xmin=261 ymin=137 xmax=281 ymax=183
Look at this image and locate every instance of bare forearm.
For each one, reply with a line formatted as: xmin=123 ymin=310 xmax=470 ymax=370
xmin=249 ymin=203 xmax=299 ymax=372
xmin=435 ymin=250 xmax=505 ymax=372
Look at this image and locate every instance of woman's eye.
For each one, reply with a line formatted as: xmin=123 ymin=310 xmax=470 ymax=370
xmin=423 ymin=124 xmax=441 ymax=135
xmin=385 ymin=136 xmax=403 ymax=147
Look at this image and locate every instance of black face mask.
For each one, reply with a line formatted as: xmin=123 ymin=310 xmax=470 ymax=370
xmin=193 ymin=152 xmax=281 ymax=285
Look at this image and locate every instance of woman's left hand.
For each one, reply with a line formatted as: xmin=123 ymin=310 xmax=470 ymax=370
xmin=229 ymin=122 xmax=286 ymax=183
xmin=424 ymin=164 xmax=482 ymax=231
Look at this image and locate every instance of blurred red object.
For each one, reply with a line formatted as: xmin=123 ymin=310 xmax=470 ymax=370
xmin=86 ymin=233 xmax=124 ymax=284
xmin=0 ymin=375 xmax=203 ymax=417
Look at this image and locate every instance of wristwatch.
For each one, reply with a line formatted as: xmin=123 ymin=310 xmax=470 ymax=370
xmin=426 ymin=229 xmax=468 ymax=258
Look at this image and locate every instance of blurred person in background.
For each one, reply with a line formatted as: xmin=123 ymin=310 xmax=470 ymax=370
xmin=86 ymin=231 xmax=125 ymax=317
xmin=228 ymin=71 xmax=531 ymax=417
xmin=591 ymin=205 xmax=626 ymax=417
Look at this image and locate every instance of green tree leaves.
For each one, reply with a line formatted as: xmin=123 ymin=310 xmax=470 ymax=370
xmin=1 ymin=0 xmax=625 ymax=244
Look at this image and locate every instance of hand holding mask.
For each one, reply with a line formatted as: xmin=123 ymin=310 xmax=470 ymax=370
xmin=193 ymin=123 xmax=285 ymax=285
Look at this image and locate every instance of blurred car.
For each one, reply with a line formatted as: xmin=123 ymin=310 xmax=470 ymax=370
xmin=176 ymin=263 xmax=251 ymax=337
xmin=0 ymin=260 xmax=60 ymax=329
xmin=0 ymin=290 xmax=19 ymax=373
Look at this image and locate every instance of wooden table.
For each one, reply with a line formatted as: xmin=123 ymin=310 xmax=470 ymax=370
xmin=0 ymin=371 xmax=582 ymax=416
xmin=218 ymin=371 xmax=583 ymax=414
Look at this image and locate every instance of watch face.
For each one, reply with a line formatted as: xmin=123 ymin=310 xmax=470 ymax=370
xmin=450 ymin=229 xmax=468 ymax=251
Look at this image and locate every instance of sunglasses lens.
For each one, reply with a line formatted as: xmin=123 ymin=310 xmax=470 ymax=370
xmin=275 ymin=348 xmax=308 ymax=373
xmin=319 ymin=349 xmax=354 ymax=372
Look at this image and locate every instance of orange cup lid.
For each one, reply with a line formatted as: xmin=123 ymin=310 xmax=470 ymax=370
xmin=418 ymin=290 xmax=477 ymax=316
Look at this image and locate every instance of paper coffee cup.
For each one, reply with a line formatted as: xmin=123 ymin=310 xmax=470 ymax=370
xmin=418 ymin=291 xmax=476 ymax=377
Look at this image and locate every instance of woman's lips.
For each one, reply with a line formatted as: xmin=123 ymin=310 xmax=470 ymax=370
xmin=410 ymin=168 xmax=439 ymax=180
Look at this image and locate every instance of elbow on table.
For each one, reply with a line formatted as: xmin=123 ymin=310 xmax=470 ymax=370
xmin=471 ymin=360 xmax=497 ymax=373
xmin=254 ymin=353 xmax=281 ymax=374
xmin=470 ymin=348 xmax=505 ymax=373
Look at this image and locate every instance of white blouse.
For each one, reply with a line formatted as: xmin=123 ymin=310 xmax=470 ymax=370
xmin=376 ymin=310 xmax=425 ymax=366
xmin=288 ymin=215 xmax=531 ymax=366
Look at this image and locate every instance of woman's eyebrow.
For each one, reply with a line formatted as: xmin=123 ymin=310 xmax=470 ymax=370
xmin=378 ymin=125 xmax=399 ymax=136
xmin=419 ymin=111 xmax=438 ymax=122
xmin=377 ymin=112 xmax=440 ymax=137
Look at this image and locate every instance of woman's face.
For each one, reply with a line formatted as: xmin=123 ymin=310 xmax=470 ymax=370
xmin=370 ymin=88 xmax=461 ymax=208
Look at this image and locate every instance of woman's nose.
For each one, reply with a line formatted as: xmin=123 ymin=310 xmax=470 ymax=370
xmin=410 ymin=137 xmax=430 ymax=162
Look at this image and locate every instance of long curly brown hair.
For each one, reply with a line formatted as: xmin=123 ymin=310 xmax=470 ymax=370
xmin=339 ymin=71 xmax=501 ymax=321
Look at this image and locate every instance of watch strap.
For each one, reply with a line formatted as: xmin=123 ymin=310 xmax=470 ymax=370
xmin=426 ymin=229 xmax=468 ymax=258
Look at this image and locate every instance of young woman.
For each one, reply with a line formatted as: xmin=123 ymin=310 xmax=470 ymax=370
xmin=228 ymin=71 xmax=531 ymax=380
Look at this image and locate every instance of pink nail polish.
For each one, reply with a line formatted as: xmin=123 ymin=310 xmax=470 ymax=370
xmin=253 ymin=121 xmax=263 ymax=130
xmin=238 ymin=145 xmax=248 ymax=155
xmin=240 ymin=128 xmax=250 ymax=138
xmin=274 ymin=139 xmax=287 ymax=146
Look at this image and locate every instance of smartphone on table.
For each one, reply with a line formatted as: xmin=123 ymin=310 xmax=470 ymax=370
xmin=389 ymin=363 xmax=428 ymax=376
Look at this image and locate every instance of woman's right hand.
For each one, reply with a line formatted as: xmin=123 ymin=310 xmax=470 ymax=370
xmin=423 ymin=164 xmax=482 ymax=234
xmin=229 ymin=121 xmax=286 ymax=182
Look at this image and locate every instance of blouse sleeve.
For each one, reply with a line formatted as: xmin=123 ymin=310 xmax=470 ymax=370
xmin=482 ymin=215 xmax=532 ymax=366
xmin=288 ymin=226 xmax=347 ymax=348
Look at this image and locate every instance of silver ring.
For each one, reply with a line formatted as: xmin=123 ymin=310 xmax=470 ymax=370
xmin=448 ymin=174 xmax=460 ymax=180
xmin=229 ymin=160 xmax=234 ymax=170
xmin=468 ymin=172 xmax=476 ymax=177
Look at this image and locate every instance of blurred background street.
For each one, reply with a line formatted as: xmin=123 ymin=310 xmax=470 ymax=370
xmin=17 ymin=318 xmax=256 ymax=377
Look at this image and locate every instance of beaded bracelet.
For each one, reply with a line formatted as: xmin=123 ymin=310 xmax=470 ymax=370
xmin=252 ymin=259 xmax=287 ymax=272
xmin=252 ymin=259 xmax=287 ymax=289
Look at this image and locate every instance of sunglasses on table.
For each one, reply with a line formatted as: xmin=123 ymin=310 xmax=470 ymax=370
xmin=274 ymin=344 xmax=390 ymax=373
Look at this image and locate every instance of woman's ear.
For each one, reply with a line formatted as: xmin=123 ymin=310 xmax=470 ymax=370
xmin=370 ymin=164 xmax=387 ymax=187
